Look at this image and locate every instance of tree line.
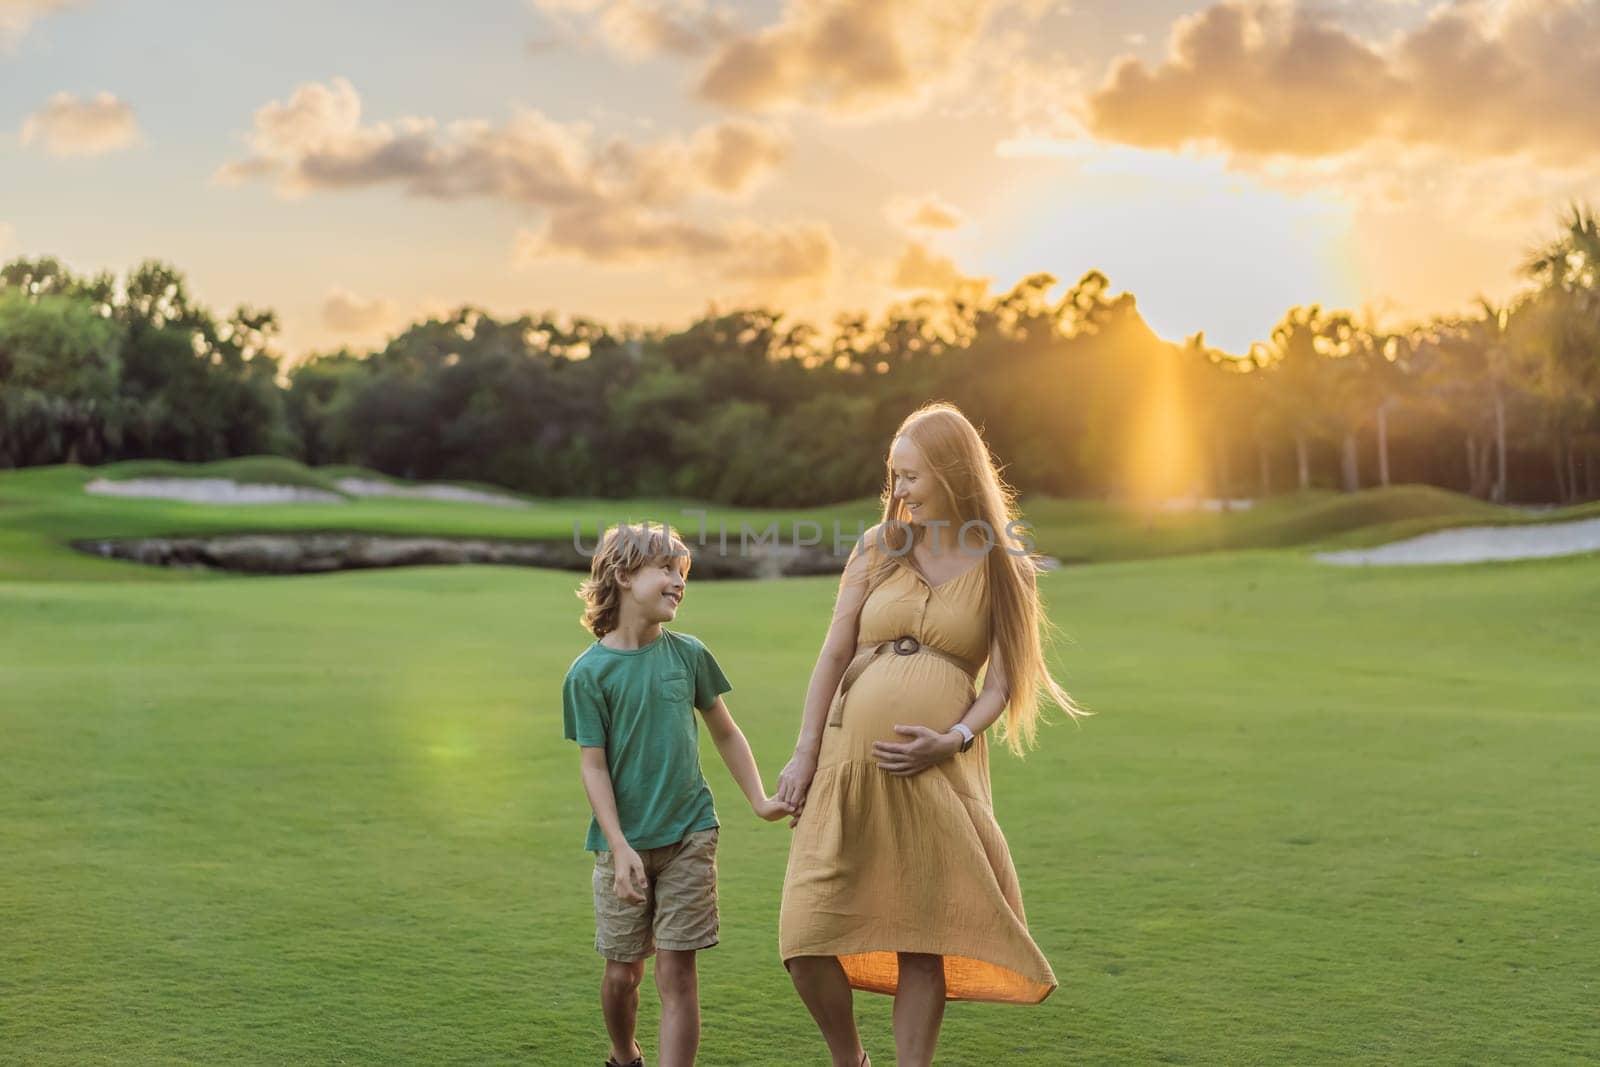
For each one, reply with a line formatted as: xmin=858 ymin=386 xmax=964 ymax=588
xmin=2 ymin=210 xmax=1597 ymax=506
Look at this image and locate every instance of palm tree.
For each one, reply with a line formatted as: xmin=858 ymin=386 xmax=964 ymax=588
xmin=1524 ymin=204 xmax=1600 ymax=301
xmin=1228 ymin=347 xmax=1291 ymax=497
xmin=1349 ymin=314 xmax=1414 ymax=490
xmin=1255 ymin=305 xmax=1340 ymax=491
xmin=1461 ymin=299 xmax=1520 ymax=502
xmin=1522 ymin=204 xmax=1600 ymax=503
xmin=1308 ymin=309 xmax=1369 ymax=492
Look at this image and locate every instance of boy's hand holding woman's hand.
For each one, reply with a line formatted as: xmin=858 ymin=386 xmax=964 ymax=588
xmin=753 ymin=796 xmax=794 ymax=822
xmin=754 ymin=753 xmax=810 ymax=823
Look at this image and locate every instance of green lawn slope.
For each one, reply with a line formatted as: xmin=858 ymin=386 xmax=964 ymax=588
xmin=2 ymin=460 xmax=1598 ymax=582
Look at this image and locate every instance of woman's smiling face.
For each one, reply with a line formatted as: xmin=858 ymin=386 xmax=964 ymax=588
xmin=890 ymin=436 xmax=948 ymax=525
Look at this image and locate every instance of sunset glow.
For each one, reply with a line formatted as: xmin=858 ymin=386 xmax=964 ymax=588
xmin=5 ymin=1 xmax=1599 ymax=359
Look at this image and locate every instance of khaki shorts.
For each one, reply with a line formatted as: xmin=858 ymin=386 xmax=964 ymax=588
xmin=592 ymin=826 xmax=719 ymax=961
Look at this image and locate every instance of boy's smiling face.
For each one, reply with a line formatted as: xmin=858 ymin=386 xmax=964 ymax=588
xmin=618 ymin=556 xmax=687 ymax=624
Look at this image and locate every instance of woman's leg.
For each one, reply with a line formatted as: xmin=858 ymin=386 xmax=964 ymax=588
xmin=601 ymin=958 xmax=646 ymax=1065
xmin=892 ymin=952 xmax=946 ymax=1067
xmin=785 ymin=955 xmax=869 ymax=1066
xmin=654 ymin=949 xmax=700 ymax=1067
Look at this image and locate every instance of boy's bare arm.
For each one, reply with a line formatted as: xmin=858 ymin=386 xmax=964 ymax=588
xmin=579 ymin=746 xmax=648 ymax=901
xmin=579 ymin=746 xmax=630 ymax=850
xmin=701 ymin=697 xmax=791 ymax=819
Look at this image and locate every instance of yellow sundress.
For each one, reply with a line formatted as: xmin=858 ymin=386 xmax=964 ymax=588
xmin=778 ymin=555 xmax=1058 ymax=1004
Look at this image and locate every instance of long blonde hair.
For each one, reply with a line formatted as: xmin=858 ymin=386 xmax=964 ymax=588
xmin=867 ymin=401 xmax=1089 ymax=754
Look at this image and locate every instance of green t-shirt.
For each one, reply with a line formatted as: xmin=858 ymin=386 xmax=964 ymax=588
xmin=562 ymin=628 xmax=731 ymax=852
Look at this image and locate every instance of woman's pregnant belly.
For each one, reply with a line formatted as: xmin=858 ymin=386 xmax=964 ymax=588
xmin=824 ymin=653 xmax=976 ymax=765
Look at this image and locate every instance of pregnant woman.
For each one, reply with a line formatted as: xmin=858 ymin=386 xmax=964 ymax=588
xmin=775 ymin=402 xmax=1089 ymax=1067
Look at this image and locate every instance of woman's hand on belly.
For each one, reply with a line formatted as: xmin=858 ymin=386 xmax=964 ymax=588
xmin=871 ymin=724 xmax=962 ymax=777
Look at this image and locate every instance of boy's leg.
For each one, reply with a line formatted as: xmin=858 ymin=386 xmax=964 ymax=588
xmin=654 ymin=949 xmax=699 ymax=1067
xmin=593 ymin=849 xmax=656 ymax=1064
xmin=650 ymin=828 xmax=719 ymax=1067
xmin=602 ymin=958 xmax=646 ymax=1065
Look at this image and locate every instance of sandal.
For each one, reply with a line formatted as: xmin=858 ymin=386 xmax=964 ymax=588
xmin=604 ymin=1043 xmax=644 ymax=1067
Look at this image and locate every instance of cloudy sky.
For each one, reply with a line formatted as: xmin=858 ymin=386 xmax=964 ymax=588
xmin=5 ymin=0 xmax=1599 ymax=358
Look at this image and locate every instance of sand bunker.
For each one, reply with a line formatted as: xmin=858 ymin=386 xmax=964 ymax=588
xmin=333 ymin=478 xmax=527 ymax=508
xmin=1159 ymin=497 xmax=1255 ymax=512
xmin=85 ymin=477 xmax=344 ymax=505
xmin=85 ymin=476 xmax=528 ymax=508
xmin=1316 ymin=516 xmax=1600 ymax=565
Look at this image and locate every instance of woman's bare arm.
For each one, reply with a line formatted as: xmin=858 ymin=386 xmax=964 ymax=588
xmin=774 ymin=529 xmax=878 ymax=822
xmin=960 ymin=635 xmax=1012 ymax=735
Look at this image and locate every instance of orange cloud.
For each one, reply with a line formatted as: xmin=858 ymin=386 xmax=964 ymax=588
xmin=890 ymin=241 xmax=984 ymax=293
xmin=217 ymin=78 xmax=787 ymax=205
xmin=887 ymin=193 xmax=963 ymax=231
xmin=21 ymin=90 xmax=138 ymax=156
xmin=530 ymin=0 xmax=732 ymax=60
xmin=1084 ymin=0 xmax=1600 ymax=165
xmin=687 ymin=119 xmax=790 ymax=195
xmin=322 ymin=288 xmax=399 ymax=334
xmin=697 ymin=0 xmax=1009 ymax=118
xmin=221 ymin=79 xmax=820 ymax=288
xmin=516 ymin=207 xmax=835 ymax=288
xmin=0 ymin=0 xmax=78 ymax=49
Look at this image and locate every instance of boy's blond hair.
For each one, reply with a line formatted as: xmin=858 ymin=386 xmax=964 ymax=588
xmin=577 ymin=522 xmax=692 ymax=638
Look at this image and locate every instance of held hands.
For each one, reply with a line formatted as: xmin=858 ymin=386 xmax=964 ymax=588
xmin=612 ymin=846 xmax=648 ymax=904
xmin=872 ymin=725 xmax=961 ymax=777
xmin=753 ymin=795 xmax=795 ymax=822
xmin=775 ymin=749 xmax=818 ymax=829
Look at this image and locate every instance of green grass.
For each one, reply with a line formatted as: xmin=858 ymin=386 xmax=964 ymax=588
xmin=2 ymin=550 xmax=1597 ymax=1063
xmin=5 ymin=461 xmax=1599 ymax=584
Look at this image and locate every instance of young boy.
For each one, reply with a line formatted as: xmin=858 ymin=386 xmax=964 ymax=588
xmin=563 ymin=522 xmax=791 ymax=1067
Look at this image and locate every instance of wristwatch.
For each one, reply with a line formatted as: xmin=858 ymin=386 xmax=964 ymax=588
xmin=950 ymin=723 xmax=975 ymax=753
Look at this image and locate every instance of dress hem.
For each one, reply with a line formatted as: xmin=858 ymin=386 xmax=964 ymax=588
xmin=778 ymin=940 xmax=1057 ymax=1006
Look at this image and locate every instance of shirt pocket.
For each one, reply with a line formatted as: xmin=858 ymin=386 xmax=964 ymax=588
xmin=661 ymin=670 xmax=694 ymax=709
